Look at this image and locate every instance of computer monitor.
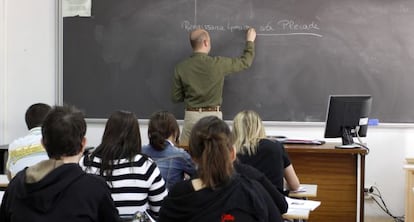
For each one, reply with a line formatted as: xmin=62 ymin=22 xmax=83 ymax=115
xmin=324 ymin=95 xmax=372 ymax=148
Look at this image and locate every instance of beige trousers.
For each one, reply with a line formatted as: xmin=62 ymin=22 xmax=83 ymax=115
xmin=179 ymin=110 xmax=223 ymax=147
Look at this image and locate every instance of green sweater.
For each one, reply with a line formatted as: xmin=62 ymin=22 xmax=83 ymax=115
xmin=171 ymin=41 xmax=255 ymax=108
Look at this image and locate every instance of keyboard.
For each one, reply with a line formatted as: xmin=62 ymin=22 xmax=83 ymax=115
xmin=335 ymin=144 xmax=361 ymax=149
xmin=281 ymin=139 xmax=326 ymax=145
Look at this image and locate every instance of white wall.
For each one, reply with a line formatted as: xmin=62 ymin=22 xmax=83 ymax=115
xmin=0 ymin=0 xmax=411 ymax=219
xmin=0 ymin=0 xmax=56 ymax=142
xmin=0 ymin=0 xmax=6 ymax=143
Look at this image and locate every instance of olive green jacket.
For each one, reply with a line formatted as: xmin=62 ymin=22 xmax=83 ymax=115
xmin=171 ymin=41 xmax=255 ymax=108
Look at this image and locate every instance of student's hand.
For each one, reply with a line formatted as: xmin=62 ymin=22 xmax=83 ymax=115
xmin=246 ymin=28 xmax=256 ymax=42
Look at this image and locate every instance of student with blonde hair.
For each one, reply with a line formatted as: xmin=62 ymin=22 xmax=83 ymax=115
xmin=232 ymin=110 xmax=300 ymax=194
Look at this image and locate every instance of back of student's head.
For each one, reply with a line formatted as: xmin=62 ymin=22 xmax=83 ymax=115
xmin=148 ymin=111 xmax=180 ymax=150
xmin=99 ymin=110 xmax=141 ymax=157
xmin=25 ymin=103 xmax=52 ymax=130
xmin=189 ymin=116 xmax=233 ymax=189
xmin=92 ymin=110 xmax=141 ymax=177
xmin=41 ymin=105 xmax=86 ymax=159
xmin=232 ymin=110 xmax=266 ymax=156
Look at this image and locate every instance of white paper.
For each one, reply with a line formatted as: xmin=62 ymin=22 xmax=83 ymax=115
xmin=62 ymin=0 xmax=92 ymax=17
xmin=0 ymin=174 xmax=8 ymax=186
xmin=285 ymin=208 xmax=309 ymax=217
xmin=286 ymin=196 xmax=321 ymax=211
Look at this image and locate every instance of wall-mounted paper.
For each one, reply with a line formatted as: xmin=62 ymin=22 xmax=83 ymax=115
xmin=62 ymin=0 xmax=91 ymax=17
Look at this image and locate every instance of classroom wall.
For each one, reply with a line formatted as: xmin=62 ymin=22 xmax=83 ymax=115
xmin=0 ymin=0 xmax=411 ymax=219
xmin=0 ymin=0 xmax=5 ymax=143
xmin=0 ymin=0 xmax=56 ymax=142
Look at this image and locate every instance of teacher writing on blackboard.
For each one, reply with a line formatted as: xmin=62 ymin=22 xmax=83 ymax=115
xmin=171 ymin=27 xmax=257 ymax=146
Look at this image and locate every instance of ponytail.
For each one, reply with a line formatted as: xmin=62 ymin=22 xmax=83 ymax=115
xmin=149 ymin=131 xmax=166 ymax=150
xmin=190 ymin=116 xmax=233 ymax=189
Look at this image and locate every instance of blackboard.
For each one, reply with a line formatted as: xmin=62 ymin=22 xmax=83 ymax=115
xmin=63 ymin=0 xmax=414 ymax=123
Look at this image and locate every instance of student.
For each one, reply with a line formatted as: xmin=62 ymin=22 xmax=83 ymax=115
xmin=0 ymin=105 xmax=120 ymax=222
xmin=80 ymin=110 xmax=167 ymax=217
xmin=158 ymin=116 xmax=283 ymax=222
xmin=142 ymin=111 xmax=196 ymax=190
xmin=6 ymin=103 xmax=51 ymax=180
xmin=171 ymin=28 xmax=257 ymax=146
xmin=232 ymin=110 xmax=300 ymax=193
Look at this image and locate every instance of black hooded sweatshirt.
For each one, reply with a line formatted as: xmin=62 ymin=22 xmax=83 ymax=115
xmin=158 ymin=173 xmax=283 ymax=222
xmin=0 ymin=160 xmax=120 ymax=222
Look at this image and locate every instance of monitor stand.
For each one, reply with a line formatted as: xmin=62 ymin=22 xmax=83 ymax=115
xmin=335 ymin=128 xmax=361 ymax=149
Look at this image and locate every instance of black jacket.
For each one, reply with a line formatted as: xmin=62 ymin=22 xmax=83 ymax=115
xmin=0 ymin=163 xmax=120 ymax=222
xmin=158 ymin=173 xmax=283 ymax=222
xmin=234 ymin=162 xmax=288 ymax=214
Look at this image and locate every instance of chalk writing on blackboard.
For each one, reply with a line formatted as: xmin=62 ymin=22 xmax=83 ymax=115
xmin=181 ymin=19 xmax=322 ymax=37
xmin=184 ymin=0 xmax=322 ymax=37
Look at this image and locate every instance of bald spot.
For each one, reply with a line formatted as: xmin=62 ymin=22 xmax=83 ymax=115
xmin=190 ymin=29 xmax=209 ymax=50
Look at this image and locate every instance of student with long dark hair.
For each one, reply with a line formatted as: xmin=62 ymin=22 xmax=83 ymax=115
xmin=158 ymin=116 xmax=282 ymax=222
xmin=80 ymin=110 xmax=167 ymax=217
xmin=142 ymin=111 xmax=196 ymax=190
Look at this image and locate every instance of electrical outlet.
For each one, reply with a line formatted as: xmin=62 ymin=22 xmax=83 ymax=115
xmin=364 ymin=184 xmax=374 ymax=201
xmin=364 ymin=184 xmax=374 ymax=193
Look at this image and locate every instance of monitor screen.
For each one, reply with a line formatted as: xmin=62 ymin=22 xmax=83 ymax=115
xmin=324 ymin=95 xmax=372 ymax=146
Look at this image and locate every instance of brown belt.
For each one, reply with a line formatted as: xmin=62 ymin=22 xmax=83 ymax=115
xmin=186 ymin=106 xmax=221 ymax=112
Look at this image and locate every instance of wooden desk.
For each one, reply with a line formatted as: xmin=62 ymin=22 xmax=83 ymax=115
xmin=404 ymin=159 xmax=414 ymax=222
xmin=285 ymin=143 xmax=367 ymax=222
xmin=284 ymin=184 xmax=319 ymax=221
